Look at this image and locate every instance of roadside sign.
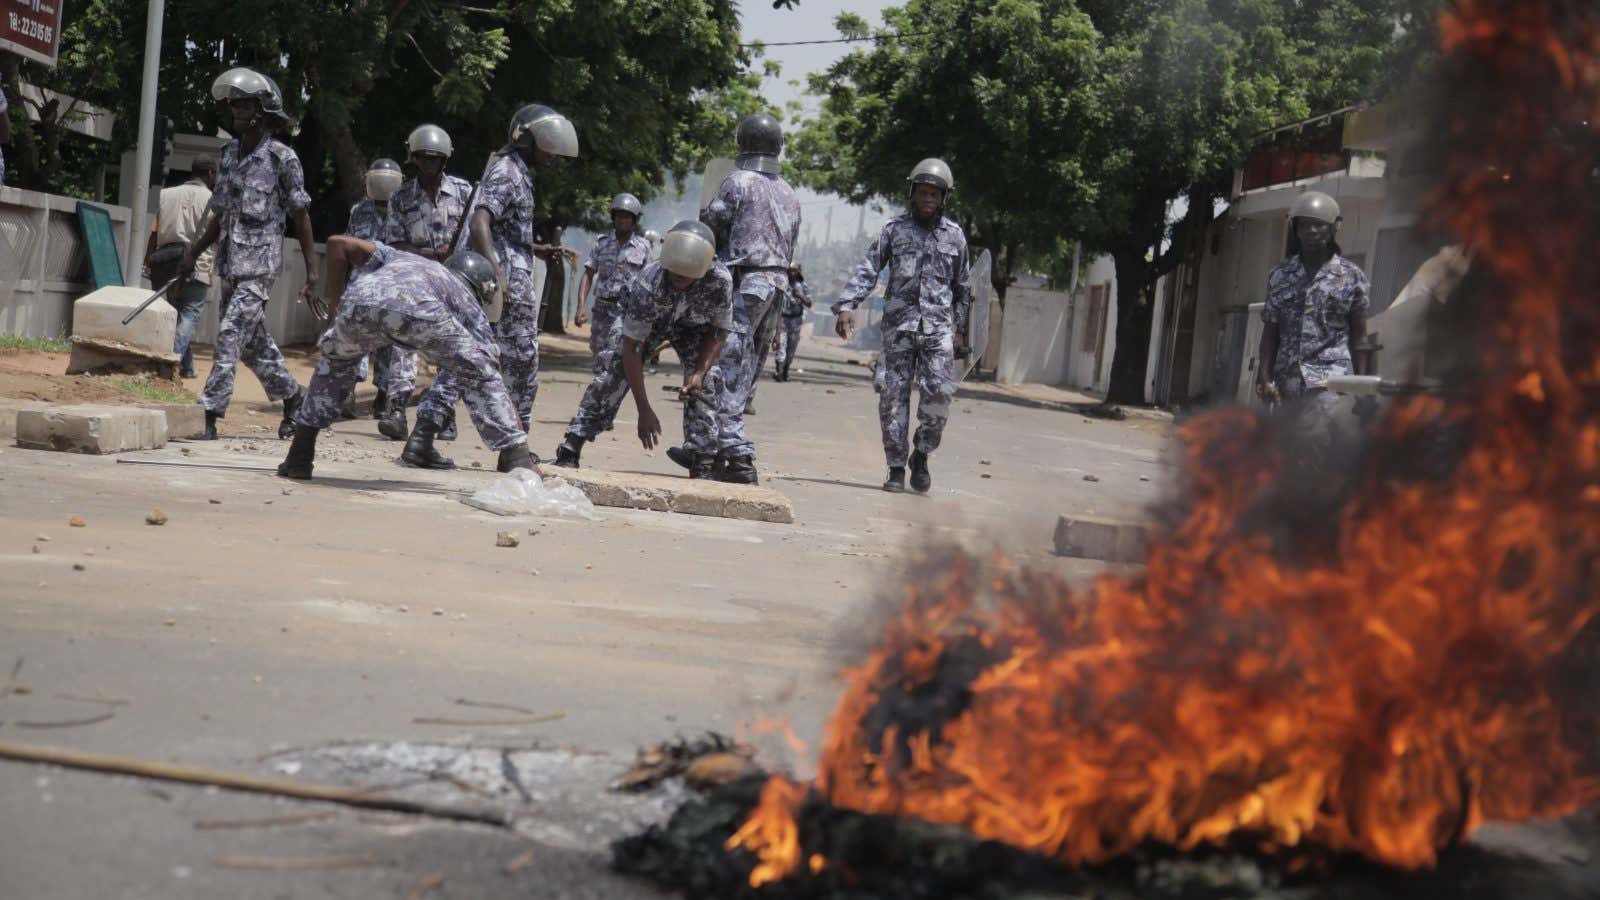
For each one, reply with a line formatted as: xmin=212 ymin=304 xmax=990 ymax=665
xmin=3 ymin=0 xmax=66 ymax=67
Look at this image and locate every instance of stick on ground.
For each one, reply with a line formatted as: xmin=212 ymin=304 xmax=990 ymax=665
xmin=0 ymin=739 xmax=511 ymax=828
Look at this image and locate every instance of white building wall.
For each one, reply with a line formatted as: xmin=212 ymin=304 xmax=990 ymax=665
xmin=995 ymin=285 xmax=1071 ymax=386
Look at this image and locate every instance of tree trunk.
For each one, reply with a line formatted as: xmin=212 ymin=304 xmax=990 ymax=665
xmin=1104 ymin=247 xmax=1155 ymax=405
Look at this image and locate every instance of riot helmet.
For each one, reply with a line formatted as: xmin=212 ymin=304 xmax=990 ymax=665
xmin=1288 ymin=190 xmax=1341 ymax=225
xmin=907 ymin=158 xmax=955 ymax=194
xmin=365 ymin=158 xmax=403 ymax=202
xmin=406 ymin=124 xmax=454 ymax=159
xmin=445 ymin=251 xmax=499 ymax=309
xmin=660 ymin=220 xmax=716 ymax=280
xmin=212 ymin=68 xmax=293 ymax=129
xmin=508 ymin=105 xmax=579 ymax=159
xmin=734 ymin=113 xmax=783 ymax=175
xmin=610 ymin=193 xmax=643 ymax=219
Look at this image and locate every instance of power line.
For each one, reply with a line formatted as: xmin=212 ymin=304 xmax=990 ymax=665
xmin=740 ymin=29 xmax=949 ymax=48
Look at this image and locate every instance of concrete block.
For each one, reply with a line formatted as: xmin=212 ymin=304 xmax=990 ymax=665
xmin=66 ymin=337 xmax=181 ymax=380
xmin=15 ymin=405 xmax=168 ymax=454
xmin=548 ymin=468 xmax=794 ymax=524
xmin=70 ymin=286 xmax=177 ymax=357
xmin=143 ymin=403 xmax=205 ymax=439
xmin=0 ymin=399 xmax=48 ymax=440
xmin=1053 ymin=514 xmax=1148 ymax=563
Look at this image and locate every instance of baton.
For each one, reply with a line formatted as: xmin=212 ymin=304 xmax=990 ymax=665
xmin=121 ymin=280 xmax=180 ymax=326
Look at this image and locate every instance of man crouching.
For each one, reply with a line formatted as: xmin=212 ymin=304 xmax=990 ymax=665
xmin=276 ymin=236 xmax=536 ymax=479
xmin=551 ymin=221 xmax=731 ymax=477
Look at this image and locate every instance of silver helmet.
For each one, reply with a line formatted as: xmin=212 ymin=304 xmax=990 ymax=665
xmin=907 ymin=158 xmax=954 ymax=194
xmin=1288 ymin=190 xmax=1341 ymax=225
xmin=610 ymin=192 xmax=643 ymax=219
xmin=212 ymin=67 xmax=292 ymax=127
xmin=660 ymin=220 xmax=716 ymax=280
xmin=406 ymin=124 xmax=453 ymax=158
xmin=445 ymin=251 xmax=499 ymax=309
xmin=365 ymin=158 xmax=403 ymax=202
xmin=734 ymin=113 xmax=783 ymax=175
xmin=509 ymin=104 xmax=579 ymax=158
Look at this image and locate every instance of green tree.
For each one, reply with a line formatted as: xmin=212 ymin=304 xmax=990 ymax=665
xmin=789 ymin=0 xmax=1403 ymax=404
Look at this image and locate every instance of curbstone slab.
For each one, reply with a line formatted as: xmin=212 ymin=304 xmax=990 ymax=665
xmin=70 ymin=287 xmax=176 ymax=356
xmin=143 ymin=403 xmax=205 ymax=440
xmin=547 ymin=468 xmax=793 ymax=524
xmin=1053 ymin=514 xmax=1148 ymax=563
xmin=0 ymin=399 xmax=48 ymax=441
xmin=16 ymin=405 xmax=168 ymax=454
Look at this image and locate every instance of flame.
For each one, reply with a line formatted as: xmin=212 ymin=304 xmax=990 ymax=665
xmin=728 ymin=0 xmax=1600 ymax=885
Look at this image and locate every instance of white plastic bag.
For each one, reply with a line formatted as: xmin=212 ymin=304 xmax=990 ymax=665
xmin=461 ymin=468 xmax=599 ymax=520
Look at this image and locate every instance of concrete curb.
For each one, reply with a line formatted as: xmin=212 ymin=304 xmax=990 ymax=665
xmin=547 ymin=468 xmax=794 ymax=524
xmin=1053 ymin=514 xmax=1148 ymax=563
xmin=15 ymin=405 xmax=168 ymax=454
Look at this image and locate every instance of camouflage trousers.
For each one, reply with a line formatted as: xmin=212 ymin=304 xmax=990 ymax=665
xmin=200 ymin=277 xmax=300 ymax=414
xmin=574 ymin=299 xmax=626 ymax=433
xmin=418 ymin=269 xmax=538 ymax=433
xmin=777 ymin=315 xmax=804 ymax=373
xmin=746 ymin=294 xmax=783 ymax=406
xmin=567 ymin=323 xmax=722 ymax=453
xmin=296 ymin=302 xmax=524 ymax=451
xmin=713 ymin=273 xmax=786 ymax=458
xmin=879 ymin=328 xmax=957 ymax=467
xmin=373 ymin=344 xmax=420 ymax=407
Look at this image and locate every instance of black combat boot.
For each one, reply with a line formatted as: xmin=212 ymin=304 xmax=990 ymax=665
xmin=882 ymin=466 xmax=907 ymax=493
xmin=908 ymin=449 xmax=931 ymax=493
xmin=552 ymin=433 xmax=585 ymax=469
xmin=275 ymin=426 xmax=319 ymax=480
xmin=401 ymin=420 xmax=456 ymax=470
xmin=498 ymin=443 xmax=536 ymax=473
xmin=372 ymin=389 xmax=388 ymax=419
xmin=377 ymin=405 xmax=409 ymax=441
xmin=665 ymin=445 xmax=694 ymax=470
xmin=438 ymin=409 xmax=458 ymax=441
xmin=203 ymin=410 xmax=220 ymax=440
xmin=720 ymin=455 xmax=759 ymax=486
xmin=688 ymin=453 xmax=718 ymax=480
xmin=278 ymin=387 xmax=305 ymax=439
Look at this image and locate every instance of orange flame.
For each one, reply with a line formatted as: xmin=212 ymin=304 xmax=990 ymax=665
xmin=728 ymin=0 xmax=1600 ymax=885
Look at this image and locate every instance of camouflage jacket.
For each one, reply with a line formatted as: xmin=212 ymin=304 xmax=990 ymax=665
xmin=459 ymin=151 xmax=534 ymax=273
xmin=620 ymin=260 xmax=735 ymax=343
xmin=1262 ymin=253 xmax=1371 ymax=394
xmin=783 ymin=280 xmax=810 ymax=317
xmin=584 ymin=231 xmax=653 ymax=301
xmin=346 ymin=199 xmax=387 ymax=241
xmin=344 ymin=243 xmax=493 ymax=347
xmin=834 ymin=214 xmax=972 ymax=338
xmin=700 ymin=169 xmax=800 ymax=269
xmin=207 ymin=137 xmax=312 ymax=280
xmin=385 ymin=175 xmax=473 ymax=254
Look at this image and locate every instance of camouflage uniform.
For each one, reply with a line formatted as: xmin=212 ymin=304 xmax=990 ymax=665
xmin=584 ymin=230 xmax=653 ymax=362
xmin=834 ymin=214 xmax=972 ymax=467
xmin=199 ymin=137 xmax=309 ymax=416
xmin=294 ymin=243 xmax=523 ymax=450
xmin=377 ymin=175 xmax=472 ymax=407
xmin=1262 ymin=253 xmax=1370 ymax=398
xmin=417 ymin=153 xmax=538 ymax=432
xmin=777 ymin=280 xmax=809 ymax=374
xmin=0 ymin=87 xmax=8 ymax=186
xmin=701 ymin=168 xmax=801 ymax=458
xmin=344 ymin=199 xmax=388 ymax=385
xmin=566 ymin=260 xmax=733 ymax=451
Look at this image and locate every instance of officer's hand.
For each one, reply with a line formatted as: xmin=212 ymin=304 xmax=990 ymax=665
xmin=835 ymin=310 xmax=856 ymax=340
xmin=1255 ymin=379 xmax=1280 ymax=404
xmin=679 ymin=371 xmax=705 ymax=402
xmin=574 ymin=306 xmax=589 ymax=328
xmin=637 ymin=406 xmax=663 ymax=450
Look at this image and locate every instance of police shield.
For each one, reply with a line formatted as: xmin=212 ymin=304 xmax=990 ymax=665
xmin=962 ymin=249 xmax=993 ymax=380
xmin=699 ymin=157 xmax=736 ymax=211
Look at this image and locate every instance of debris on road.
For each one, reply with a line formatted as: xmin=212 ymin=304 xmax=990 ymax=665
xmin=1083 ymin=474 xmax=1100 ymax=483
xmin=404 ymin=871 xmax=446 ymax=900
xmin=496 ymin=531 xmax=520 ymax=548
xmin=980 ymin=459 xmax=992 ymax=465
xmin=684 ymin=752 xmax=761 ymax=789
xmin=454 ymin=697 xmax=538 ymax=716
xmin=613 ymin=733 xmax=754 ymax=793
xmin=15 ymin=711 xmax=115 ymax=729
xmin=503 ymin=849 xmax=537 ymax=873
xmin=72 ymin=563 xmax=86 ymax=572
xmin=68 ymin=517 xmax=86 ymax=527
xmin=981 ymin=473 xmax=992 ymax=479
xmin=194 ymin=810 xmax=338 ymax=830
xmin=209 ymin=498 xmax=222 ymax=504
xmin=145 ymin=509 xmax=168 ymax=526
xmin=213 ymin=854 xmax=378 ymax=871
xmin=35 ymin=534 xmax=50 ymax=542
xmin=432 ymin=608 xmax=444 ymax=616
xmin=411 ymin=712 xmax=564 ymax=728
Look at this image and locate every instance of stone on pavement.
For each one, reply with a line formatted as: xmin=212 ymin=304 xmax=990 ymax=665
xmin=15 ymin=405 xmax=168 ymax=454
xmin=1053 ymin=514 xmax=1148 ymax=563
xmin=547 ymin=468 xmax=794 ymax=524
xmin=69 ymin=286 xmax=177 ymax=356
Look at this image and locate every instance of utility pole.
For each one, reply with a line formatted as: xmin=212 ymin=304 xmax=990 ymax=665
xmin=124 ymin=0 xmax=164 ymax=284
xmin=824 ymin=205 xmax=833 ymax=245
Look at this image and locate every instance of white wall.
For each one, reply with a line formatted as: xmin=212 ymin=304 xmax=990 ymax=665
xmin=1064 ymin=256 xmax=1117 ymax=392
xmin=996 ymin=286 xmax=1070 ymax=386
xmin=1 ymin=187 xmax=132 ymax=339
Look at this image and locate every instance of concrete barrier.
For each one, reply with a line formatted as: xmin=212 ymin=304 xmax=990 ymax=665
xmin=547 ymin=468 xmax=794 ymax=524
xmin=15 ymin=405 xmax=168 ymax=454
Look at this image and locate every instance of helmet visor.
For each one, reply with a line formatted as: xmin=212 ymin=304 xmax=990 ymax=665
xmin=366 ymin=170 xmax=403 ymax=202
xmin=661 ymin=232 xmax=715 ymax=279
xmin=212 ymin=68 xmax=269 ymax=103
xmin=531 ymin=115 xmax=580 ymax=158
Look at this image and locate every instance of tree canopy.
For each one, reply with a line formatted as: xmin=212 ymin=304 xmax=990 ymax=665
xmin=3 ymin=0 xmax=780 ymax=235
xmin=788 ymin=0 xmax=1412 ymax=403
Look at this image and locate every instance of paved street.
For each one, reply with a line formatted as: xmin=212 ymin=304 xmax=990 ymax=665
xmin=0 ymin=330 xmax=1171 ymax=898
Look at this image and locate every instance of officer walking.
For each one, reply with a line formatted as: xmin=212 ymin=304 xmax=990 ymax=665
xmin=276 ymin=237 xmax=535 ymax=479
xmin=178 ymin=68 xmax=318 ymax=441
xmin=774 ymin=264 xmax=812 ymax=382
xmin=551 ymin=221 xmax=731 ymax=476
xmin=573 ymin=193 xmax=651 ymax=406
xmin=833 ymin=158 xmax=972 ymax=494
xmin=689 ymin=113 xmax=800 ymax=485
xmin=405 ymin=104 xmax=578 ymax=470
xmin=1255 ymin=190 xmax=1371 ymax=454
xmin=374 ymin=124 xmax=473 ymax=439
